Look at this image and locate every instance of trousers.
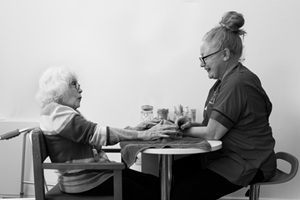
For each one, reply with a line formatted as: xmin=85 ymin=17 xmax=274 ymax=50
xmin=171 ymin=154 xmax=264 ymax=200
xmin=78 ymin=168 xmax=160 ymax=200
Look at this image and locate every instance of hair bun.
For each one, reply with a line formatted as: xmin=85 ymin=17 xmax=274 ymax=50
xmin=220 ymin=11 xmax=246 ymax=35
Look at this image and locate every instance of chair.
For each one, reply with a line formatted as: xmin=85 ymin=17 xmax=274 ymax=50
xmin=31 ymin=127 xmax=125 ymax=200
xmin=248 ymin=152 xmax=299 ymax=200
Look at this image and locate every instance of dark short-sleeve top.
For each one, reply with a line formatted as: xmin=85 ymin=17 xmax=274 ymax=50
xmin=202 ymin=63 xmax=276 ymax=187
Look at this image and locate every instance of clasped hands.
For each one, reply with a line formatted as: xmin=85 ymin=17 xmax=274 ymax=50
xmin=125 ymin=116 xmax=192 ymax=141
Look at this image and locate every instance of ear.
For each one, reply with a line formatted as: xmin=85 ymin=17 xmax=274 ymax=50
xmin=223 ymin=48 xmax=230 ymax=61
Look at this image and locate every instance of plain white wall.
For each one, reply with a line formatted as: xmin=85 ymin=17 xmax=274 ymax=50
xmin=0 ymin=0 xmax=299 ymax=199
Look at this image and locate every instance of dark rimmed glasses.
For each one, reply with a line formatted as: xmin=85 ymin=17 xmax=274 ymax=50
xmin=199 ymin=48 xmax=222 ymax=66
xmin=70 ymin=81 xmax=81 ymax=91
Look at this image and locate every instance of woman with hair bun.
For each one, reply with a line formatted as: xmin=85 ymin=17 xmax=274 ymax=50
xmin=172 ymin=11 xmax=276 ymax=199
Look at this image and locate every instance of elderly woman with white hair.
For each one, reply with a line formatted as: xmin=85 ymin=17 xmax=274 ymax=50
xmin=35 ymin=66 xmax=179 ymax=200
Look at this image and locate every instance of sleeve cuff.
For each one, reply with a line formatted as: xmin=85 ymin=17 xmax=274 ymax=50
xmin=210 ymin=109 xmax=235 ymax=129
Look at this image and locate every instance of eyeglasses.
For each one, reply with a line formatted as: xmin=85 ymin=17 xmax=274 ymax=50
xmin=199 ymin=48 xmax=222 ymax=66
xmin=70 ymin=81 xmax=81 ymax=91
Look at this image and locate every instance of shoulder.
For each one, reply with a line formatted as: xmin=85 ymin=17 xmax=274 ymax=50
xmin=41 ymin=102 xmax=78 ymax=116
xmin=40 ymin=102 xmax=80 ymax=133
xmin=222 ymin=63 xmax=259 ymax=90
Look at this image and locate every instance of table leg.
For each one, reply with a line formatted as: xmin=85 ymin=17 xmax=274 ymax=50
xmin=160 ymin=155 xmax=173 ymax=200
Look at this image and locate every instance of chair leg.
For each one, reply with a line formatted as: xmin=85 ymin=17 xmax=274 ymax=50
xmin=114 ymin=170 xmax=123 ymax=200
xmin=249 ymin=185 xmax=260 ymax=200
xmin=44 ymin=179 xmax=49 ymax=192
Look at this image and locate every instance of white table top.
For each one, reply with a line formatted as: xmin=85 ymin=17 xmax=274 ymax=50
xmin=102 ymin=143 xmax=120 ymax=149
xmin=142 ymin=140 xmax=222 ymax=155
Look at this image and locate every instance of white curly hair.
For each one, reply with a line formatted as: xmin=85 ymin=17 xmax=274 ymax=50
xmin=35 ymin=66 xmax=78 ymax=108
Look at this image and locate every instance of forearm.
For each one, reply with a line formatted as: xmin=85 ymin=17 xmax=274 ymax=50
xmin=183 ymin=118 xmax=228 ymax=140
xmin=108 ymin=127 xmax=139 ymax=145
xmin=183 ymin=126 xmax=213 ymax=139
xmin=89 ymin=125 xmax=146 ymax=147
xmin=190 ymin=122 xmax=203 ymax=127
xmin=109 ymin=123 xmax=179 ymax=144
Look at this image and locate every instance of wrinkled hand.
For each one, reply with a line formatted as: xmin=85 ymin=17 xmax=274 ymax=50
xmin=141 ymin=120 xmax=182 ymax=140
xmin=175 ymin=116 xmax=192 ymax=130
xmin=125 ymin=119 xmax=161 ymax=131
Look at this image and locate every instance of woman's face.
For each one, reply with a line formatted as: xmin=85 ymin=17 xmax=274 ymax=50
xmin=59 ymin=80 xmax=82 ymax=110
xmin=200 ymin=41 xmax=225 ymax=80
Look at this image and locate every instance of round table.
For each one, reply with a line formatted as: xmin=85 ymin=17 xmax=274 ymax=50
xmin=142 ymin=140 xmax=222 ymax=200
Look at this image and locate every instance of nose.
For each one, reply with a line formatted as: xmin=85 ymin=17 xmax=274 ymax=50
xmin=199 ymin=57 xmax=206 ymax=68
xmin=200 ymin=62 xmax=206 ymax=68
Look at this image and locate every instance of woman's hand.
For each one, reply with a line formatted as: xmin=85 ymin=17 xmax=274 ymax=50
xmin=175 ymin=116 xmax=193 ymax=130
xmin=139 ymin=121 xmax=181 ymax=140
xmin=125 ymin=120 xmax=161 ymax=131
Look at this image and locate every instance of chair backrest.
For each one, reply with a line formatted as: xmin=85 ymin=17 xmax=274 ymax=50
xmin=255 ymin=151 xmax=299 ymax=186
xmin=247 ymin=152 xmax=299 ymax=200
xmin=31 ymin=127 xmax=49 ymax=200
xmin=31 ymin=127 xmax=124 ymax=200
xmin=269 ymin=152 xmax=298 ymax=184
